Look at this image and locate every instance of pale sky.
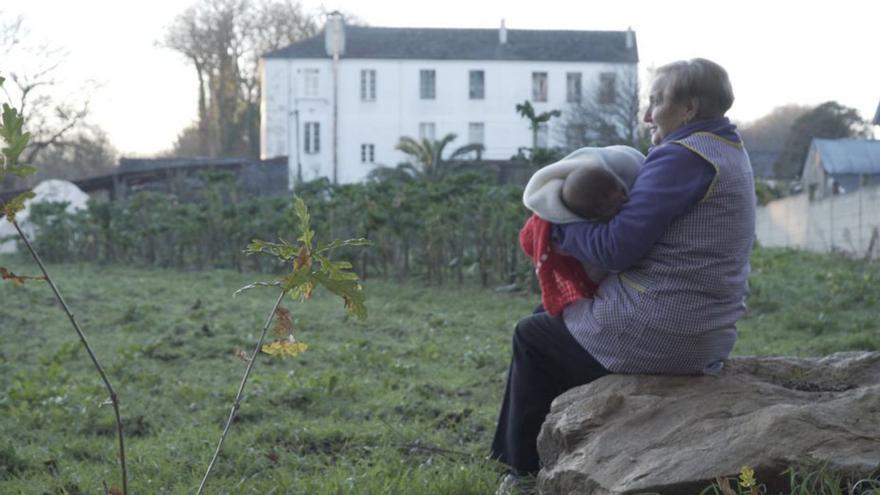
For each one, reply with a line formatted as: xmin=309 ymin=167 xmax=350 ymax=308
xmin=4 ymin=0 xmax=879 ymax=156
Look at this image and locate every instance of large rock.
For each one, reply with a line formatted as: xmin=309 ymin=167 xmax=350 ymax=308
xmin=537 ymin=352 xmax=880 ymax=495
xmin=0 ymin=179 xmax=89 ymax=253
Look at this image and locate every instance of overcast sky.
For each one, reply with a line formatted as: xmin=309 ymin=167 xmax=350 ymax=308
xmin=4 ymin=0 xmax=879 ymax=156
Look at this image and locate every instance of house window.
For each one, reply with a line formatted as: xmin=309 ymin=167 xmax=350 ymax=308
xmin=468 ymin=122 xmax=485 ymax=146
xmin=304 ymin=122 xmax=320 ymax=154
xmin=360 ymin=69 xmax=376 ymax=101
xmin=532 ymin=72 xmax=548 ymax=102
xmin=566 ymin=72 xmax=582 ymax=103
xmin=420 ymin=69 xmax=436 ymax=99
xmin=361 ymin=144 xmax=375 ymax=163
xmin=599 ymin=72 xmax=617 ymax=104
xmin=536 ymin=123 xmax=549 ymax=148
xmin=418 ymin=122 xmax=436 ymax=141
xmin=302 ymin=68 xmax=319 ymax=97
xmin=469 ymin=70 xmax=485 ymax=99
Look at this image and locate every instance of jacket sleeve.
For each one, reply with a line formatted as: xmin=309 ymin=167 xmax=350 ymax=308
xmin=551 ymin=143 xmax=717 ymax=272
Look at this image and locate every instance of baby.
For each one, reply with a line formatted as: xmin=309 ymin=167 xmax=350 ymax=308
xmin=519 ymin=145 xmax=645 ymax=316
xmin=561 ymin=164 xmax=629 ymax=222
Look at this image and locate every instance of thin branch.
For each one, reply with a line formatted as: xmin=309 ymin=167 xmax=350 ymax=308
xmin=23 ymin=100 xmax=89 ymax=164
xmin=375 ymin=415 xmax=476 ymax=460
xmin=9 ymin=216 xmax=128 ymax=495
xmin=196 ymin=289 xmax=287 ymax=495
xmin=397 ymin=442 xmax=477 ymax=460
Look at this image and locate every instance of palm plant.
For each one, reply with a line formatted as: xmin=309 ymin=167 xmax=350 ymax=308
xmin=391 ymin=133 xmax=484 ymax=181
xmin=516 ymin=100 xmax=562 ymax=165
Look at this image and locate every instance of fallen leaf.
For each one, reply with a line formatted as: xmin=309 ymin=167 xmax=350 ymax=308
xmin=0 ymin=266 xmax=46 ymax=285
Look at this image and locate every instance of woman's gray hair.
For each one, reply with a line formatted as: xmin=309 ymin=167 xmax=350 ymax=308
xmin=655 ymin=58 xmax=734 ymax=120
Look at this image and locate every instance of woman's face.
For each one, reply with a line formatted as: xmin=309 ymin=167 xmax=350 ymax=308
xmin=644 ymin=76 xmax=694 ymax=145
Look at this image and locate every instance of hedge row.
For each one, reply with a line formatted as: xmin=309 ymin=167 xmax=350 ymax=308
xmin=24 ymin=171 xmax=534 ymax=287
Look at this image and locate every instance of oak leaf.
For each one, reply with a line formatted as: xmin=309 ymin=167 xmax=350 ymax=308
xmin=261 ymin=338 xmax=308 ymax=358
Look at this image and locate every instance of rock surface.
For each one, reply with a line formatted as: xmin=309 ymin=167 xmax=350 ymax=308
xmin=537 ymin=352 xmax=880 ymax=495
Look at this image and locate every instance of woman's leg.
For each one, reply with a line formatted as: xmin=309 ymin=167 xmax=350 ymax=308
xmin=491 ymin=311 xmax=609 ymax=474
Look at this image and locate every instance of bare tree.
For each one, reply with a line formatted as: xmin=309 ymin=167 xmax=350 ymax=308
xmin=27 ymin=124 xmax=117 ymax=182
xmin=736 ymin=104 xmax=811 ymax=180
xmin=557 ymin=67 xmax=643 ymax=151
xmin=163 ymin=5 xmax=219 ymax=157
xmin=163 ymin=0 xmax=319 ymax=158
xmin=738 ymin=104 xmax=811 ymax=152
xmin=242 ymin=1 xmax=319 ymax=155
xmin=1 ymin=13 xmax=96 ymax=187
xmin=0 ymin=15 xmax=23 ymax=56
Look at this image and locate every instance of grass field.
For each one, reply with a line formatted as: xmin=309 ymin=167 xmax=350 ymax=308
xmin=1 ymin=247 xmax=878 ymax=494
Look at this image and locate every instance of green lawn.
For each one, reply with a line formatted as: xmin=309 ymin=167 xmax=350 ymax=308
xmin=0 ymin=247 xmax=877 ymax=494
xmin=737 ymin=247 xmax=880 ymax=355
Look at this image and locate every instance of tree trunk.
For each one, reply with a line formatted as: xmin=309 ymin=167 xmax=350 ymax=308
xmin=193 ymin=59 xmax=210 ymax=156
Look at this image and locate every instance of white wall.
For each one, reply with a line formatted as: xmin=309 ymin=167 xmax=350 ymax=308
xmin=755 ymin=185 xmax=880 ymax=259
xmin=800 ymin=143 xmax=830 ymax=200
xmin=261 ymin=59 xmax=290 ymax=161
xmin=262 ymin=57 xmax=636 ymax=185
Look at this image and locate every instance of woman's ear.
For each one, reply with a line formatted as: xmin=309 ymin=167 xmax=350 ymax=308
xmin=684 ymin=97 xmax=700 ymax=123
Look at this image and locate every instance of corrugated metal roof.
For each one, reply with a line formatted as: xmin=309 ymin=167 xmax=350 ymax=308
xmin=812 ymin=138 xmax=880 ymax=175
xmin=264 ymin=26 xmax=638 ymax=63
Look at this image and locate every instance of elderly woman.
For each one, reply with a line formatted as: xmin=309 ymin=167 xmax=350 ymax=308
xmin=492 ymin=58 xmax=755 ymax=492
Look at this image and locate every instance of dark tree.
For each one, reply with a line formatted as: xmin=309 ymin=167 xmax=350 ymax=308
xmin=774 ymin=101 xmax=871 ymax=179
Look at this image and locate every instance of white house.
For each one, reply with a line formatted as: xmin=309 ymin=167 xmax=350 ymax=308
xmin=261 ymin=21 xmax=638 ymax=185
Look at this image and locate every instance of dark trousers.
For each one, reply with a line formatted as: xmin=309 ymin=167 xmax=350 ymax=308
xmin=491 ymin=308 xmax=610 ymax=474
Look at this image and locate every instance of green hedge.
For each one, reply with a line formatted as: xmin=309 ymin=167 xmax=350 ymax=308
xmin=24 ymin=171 xmax=533 ymax=287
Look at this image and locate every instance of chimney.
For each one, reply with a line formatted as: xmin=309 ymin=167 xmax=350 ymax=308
xmin=324 ymin=11 xmax=346 ymax=56
xmin=625 ymin=27 xmax=634 ymax=50
xmin=499 ymin=19 xmax=507 ymax=45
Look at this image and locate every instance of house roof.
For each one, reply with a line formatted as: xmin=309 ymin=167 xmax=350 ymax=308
xmin=811 ymin=138 xmax=880 ymax=175
xmin=118 ymin=157 xmax=252 ymax=175
xmin=264 ymin=26 xmax=638 ymax=63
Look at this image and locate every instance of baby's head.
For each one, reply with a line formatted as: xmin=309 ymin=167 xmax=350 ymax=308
xmin=561 ymin=165 xmax=627 ymax=223
xmin=522 ymin=144 xmax=643 ymax=223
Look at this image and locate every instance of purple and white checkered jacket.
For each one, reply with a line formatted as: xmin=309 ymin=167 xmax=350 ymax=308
xmin=562 ymin=132 xmax=756 ymax=375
